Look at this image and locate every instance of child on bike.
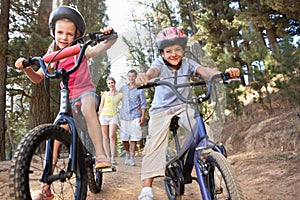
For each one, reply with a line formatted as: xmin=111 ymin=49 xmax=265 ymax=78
xmin=136 ymin=27 xmax=240 ymax=200
xmin=15 ymin=6 xmax=117 ymax=200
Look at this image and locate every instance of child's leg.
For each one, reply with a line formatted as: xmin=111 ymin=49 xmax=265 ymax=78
xmin=80 ymin=94 xmax=107 ymax=160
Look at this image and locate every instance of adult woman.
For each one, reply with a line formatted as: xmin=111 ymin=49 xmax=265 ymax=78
xmin=98 ymin=77 xmax=123 ymax=164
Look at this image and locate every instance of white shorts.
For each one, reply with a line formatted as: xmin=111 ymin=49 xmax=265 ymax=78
xmin=99 ymin=115 xmax=119 ymax=126
xmin=120 ymin=118 xmax=142 ymax=141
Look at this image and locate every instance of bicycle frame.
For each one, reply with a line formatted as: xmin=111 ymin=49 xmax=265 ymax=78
xmin=168 ymin=95 xmax=226 ymax=200
xmin=41 ymin=56 xmax=87 ymax=183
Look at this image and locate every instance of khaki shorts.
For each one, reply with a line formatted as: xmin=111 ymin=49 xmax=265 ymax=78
xmin=141 ymin=105 xmax=196 ymax=180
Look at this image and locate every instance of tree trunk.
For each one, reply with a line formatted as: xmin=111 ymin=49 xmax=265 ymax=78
xmin=29 ymin=0 xmax=53 ymax=128
xmin=5 ymin=113 xmax=14 ymax=158
xmin=265 ymin=27 xmax=279 ymax=56
xmin=0 ymin=0 xmax=10 ymax=161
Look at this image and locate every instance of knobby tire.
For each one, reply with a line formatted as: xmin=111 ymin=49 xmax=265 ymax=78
xmin=86 ymin=157 xmax=102 ymax=194
xmin=9 ymin=124 xmax=88 ymax=200
xmin=205 ymin=151 xmax=244 ymax=200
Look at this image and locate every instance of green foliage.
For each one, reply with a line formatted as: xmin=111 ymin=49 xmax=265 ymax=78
xmin=6 ymin=0 xmax=43 ymax=154
xmin=122 ymin=0 xmax=299 ymax=118
xmin=261 ymin=0 xmax=300 ymax=22
xmin=272 ymin=37 xmax=300 ymax=104
xmin=240 ymin=32 xmax=277 ymax=112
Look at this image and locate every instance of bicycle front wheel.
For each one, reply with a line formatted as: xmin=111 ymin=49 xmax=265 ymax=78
xmin=205 ymin=151 xmax=244 ymax=200
xmin=9 ymin=124 xmax=88 ymax=200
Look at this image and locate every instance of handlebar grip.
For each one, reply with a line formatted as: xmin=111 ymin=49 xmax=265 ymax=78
xmin=22 ymin=58 xmax=34 ymax=68
xmin=95 ymin=32 xmax=118 ymax=42
xmin=221 ymin=72 xmax=247 ymax=86
xmin=43 ymin=44 xmax=81 ymax=63
xmin=221 ymin=72 xmax=230 ymax=81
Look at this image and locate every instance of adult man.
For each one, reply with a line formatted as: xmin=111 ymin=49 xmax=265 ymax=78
xmin=119 ymin=69 xmax=147 ymax=166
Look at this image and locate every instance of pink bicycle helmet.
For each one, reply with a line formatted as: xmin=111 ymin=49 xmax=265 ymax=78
xmin=155 ymin=27 xmax=187 ymax=50
xmin=48 ymin=6 xmax=86 ymax=37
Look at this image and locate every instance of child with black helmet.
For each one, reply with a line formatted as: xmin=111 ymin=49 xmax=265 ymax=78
xmin=15 ymin=6 xmax=117 ymax=200
xmin=136 ymin=27 xmax=240 ymax=200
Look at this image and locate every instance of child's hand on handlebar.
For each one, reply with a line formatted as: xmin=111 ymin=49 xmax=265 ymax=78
xmin=15 ymin=58 xmax=26 ymax=70
xmin=136 ymin=73 xmax=151 ymax=86
xmin=225 ymin=67 xmax=240 ymax=78
xmin=100 ymin=27 xmax=115 ymax=35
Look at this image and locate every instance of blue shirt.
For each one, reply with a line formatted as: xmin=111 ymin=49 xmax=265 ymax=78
xmin=119 ymin=84 xmax=147 ymax=120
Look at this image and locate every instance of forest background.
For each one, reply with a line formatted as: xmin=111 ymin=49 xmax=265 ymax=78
xmin=0 ymin=0 xmax=299 ymax=161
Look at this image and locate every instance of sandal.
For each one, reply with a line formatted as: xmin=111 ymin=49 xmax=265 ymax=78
xmin=32 ymin=185 xmax=54 ymax=200
xmin=95 ymin=157 xmax=111 ymax=169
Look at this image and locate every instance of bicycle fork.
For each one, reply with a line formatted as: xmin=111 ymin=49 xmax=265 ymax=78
xmin=40 ymin=115 xmax=79 ymax=184
xmin=185 ymin=114 xmax=227 ymax=199
xmin=193 ymin=144 xmax=212 ymax=200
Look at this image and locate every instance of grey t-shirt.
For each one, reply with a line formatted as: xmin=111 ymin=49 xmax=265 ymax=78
xmin=149 ymin=57 xmax=200 ymax=115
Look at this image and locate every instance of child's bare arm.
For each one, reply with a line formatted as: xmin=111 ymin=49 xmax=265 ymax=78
xmin=196 ymin=65 xmax=240 ymax=79
xmin=98 ymin=93 xmax=105 ymax=115
xmin=195 ymin=65 xmax=220 ymax=80
xmin=85 ymin=27 xmax=117 ymax=58
xmin=15 ymin=57 xmax=45 ymax=83
xmin=136 ymin=67 xmax=159 ymax=86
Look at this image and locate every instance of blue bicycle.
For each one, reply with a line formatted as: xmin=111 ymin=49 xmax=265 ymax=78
xmin=139 ymin=73 xmax=244 ymax=200
xmin=9 ymin=31 xmax=117 ymax=199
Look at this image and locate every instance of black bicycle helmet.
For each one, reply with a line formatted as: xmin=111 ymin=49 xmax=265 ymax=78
xmin=48 ymin=6 xmax=86 ymax=37
xmin=155 ymin=27 xmax=187 ymax=50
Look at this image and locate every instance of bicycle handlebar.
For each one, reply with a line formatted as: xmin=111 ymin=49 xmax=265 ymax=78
xmin=22 ymin=31 xmax=118 ymax=78
xmin=42 ymin=44 xmax=81 ymax=63
xmin=138 ymin=73 xmax=244 ymax=104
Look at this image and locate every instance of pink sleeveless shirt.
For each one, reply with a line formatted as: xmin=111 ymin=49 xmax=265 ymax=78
xmin=54 ymin=56 xmax=95 ymax=100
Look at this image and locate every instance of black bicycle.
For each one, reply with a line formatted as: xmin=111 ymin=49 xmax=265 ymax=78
xmin=9 ymin=31 xmax=118 ymax=199
xmin=139 ymin=74 xmax=244 ymax=199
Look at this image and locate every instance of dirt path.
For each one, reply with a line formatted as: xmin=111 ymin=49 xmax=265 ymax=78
xmin=86 ymin=152 xmax=300 ymax=200
xmin=2 ymin=151 xmax=299 ymax=200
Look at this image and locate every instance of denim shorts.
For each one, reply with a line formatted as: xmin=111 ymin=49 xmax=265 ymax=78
xmin=70 ymin=90 xmax=99 ymax=109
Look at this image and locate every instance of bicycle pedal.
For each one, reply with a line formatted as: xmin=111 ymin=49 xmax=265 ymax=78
xmin=97 ymin=166 xmax=117 ymax=173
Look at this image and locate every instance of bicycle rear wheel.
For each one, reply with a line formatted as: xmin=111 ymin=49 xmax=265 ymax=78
xmin=205 ymin=151 xmax=244 ymax=200
xmin=9 ymin=124 xmax=87 ymax=200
